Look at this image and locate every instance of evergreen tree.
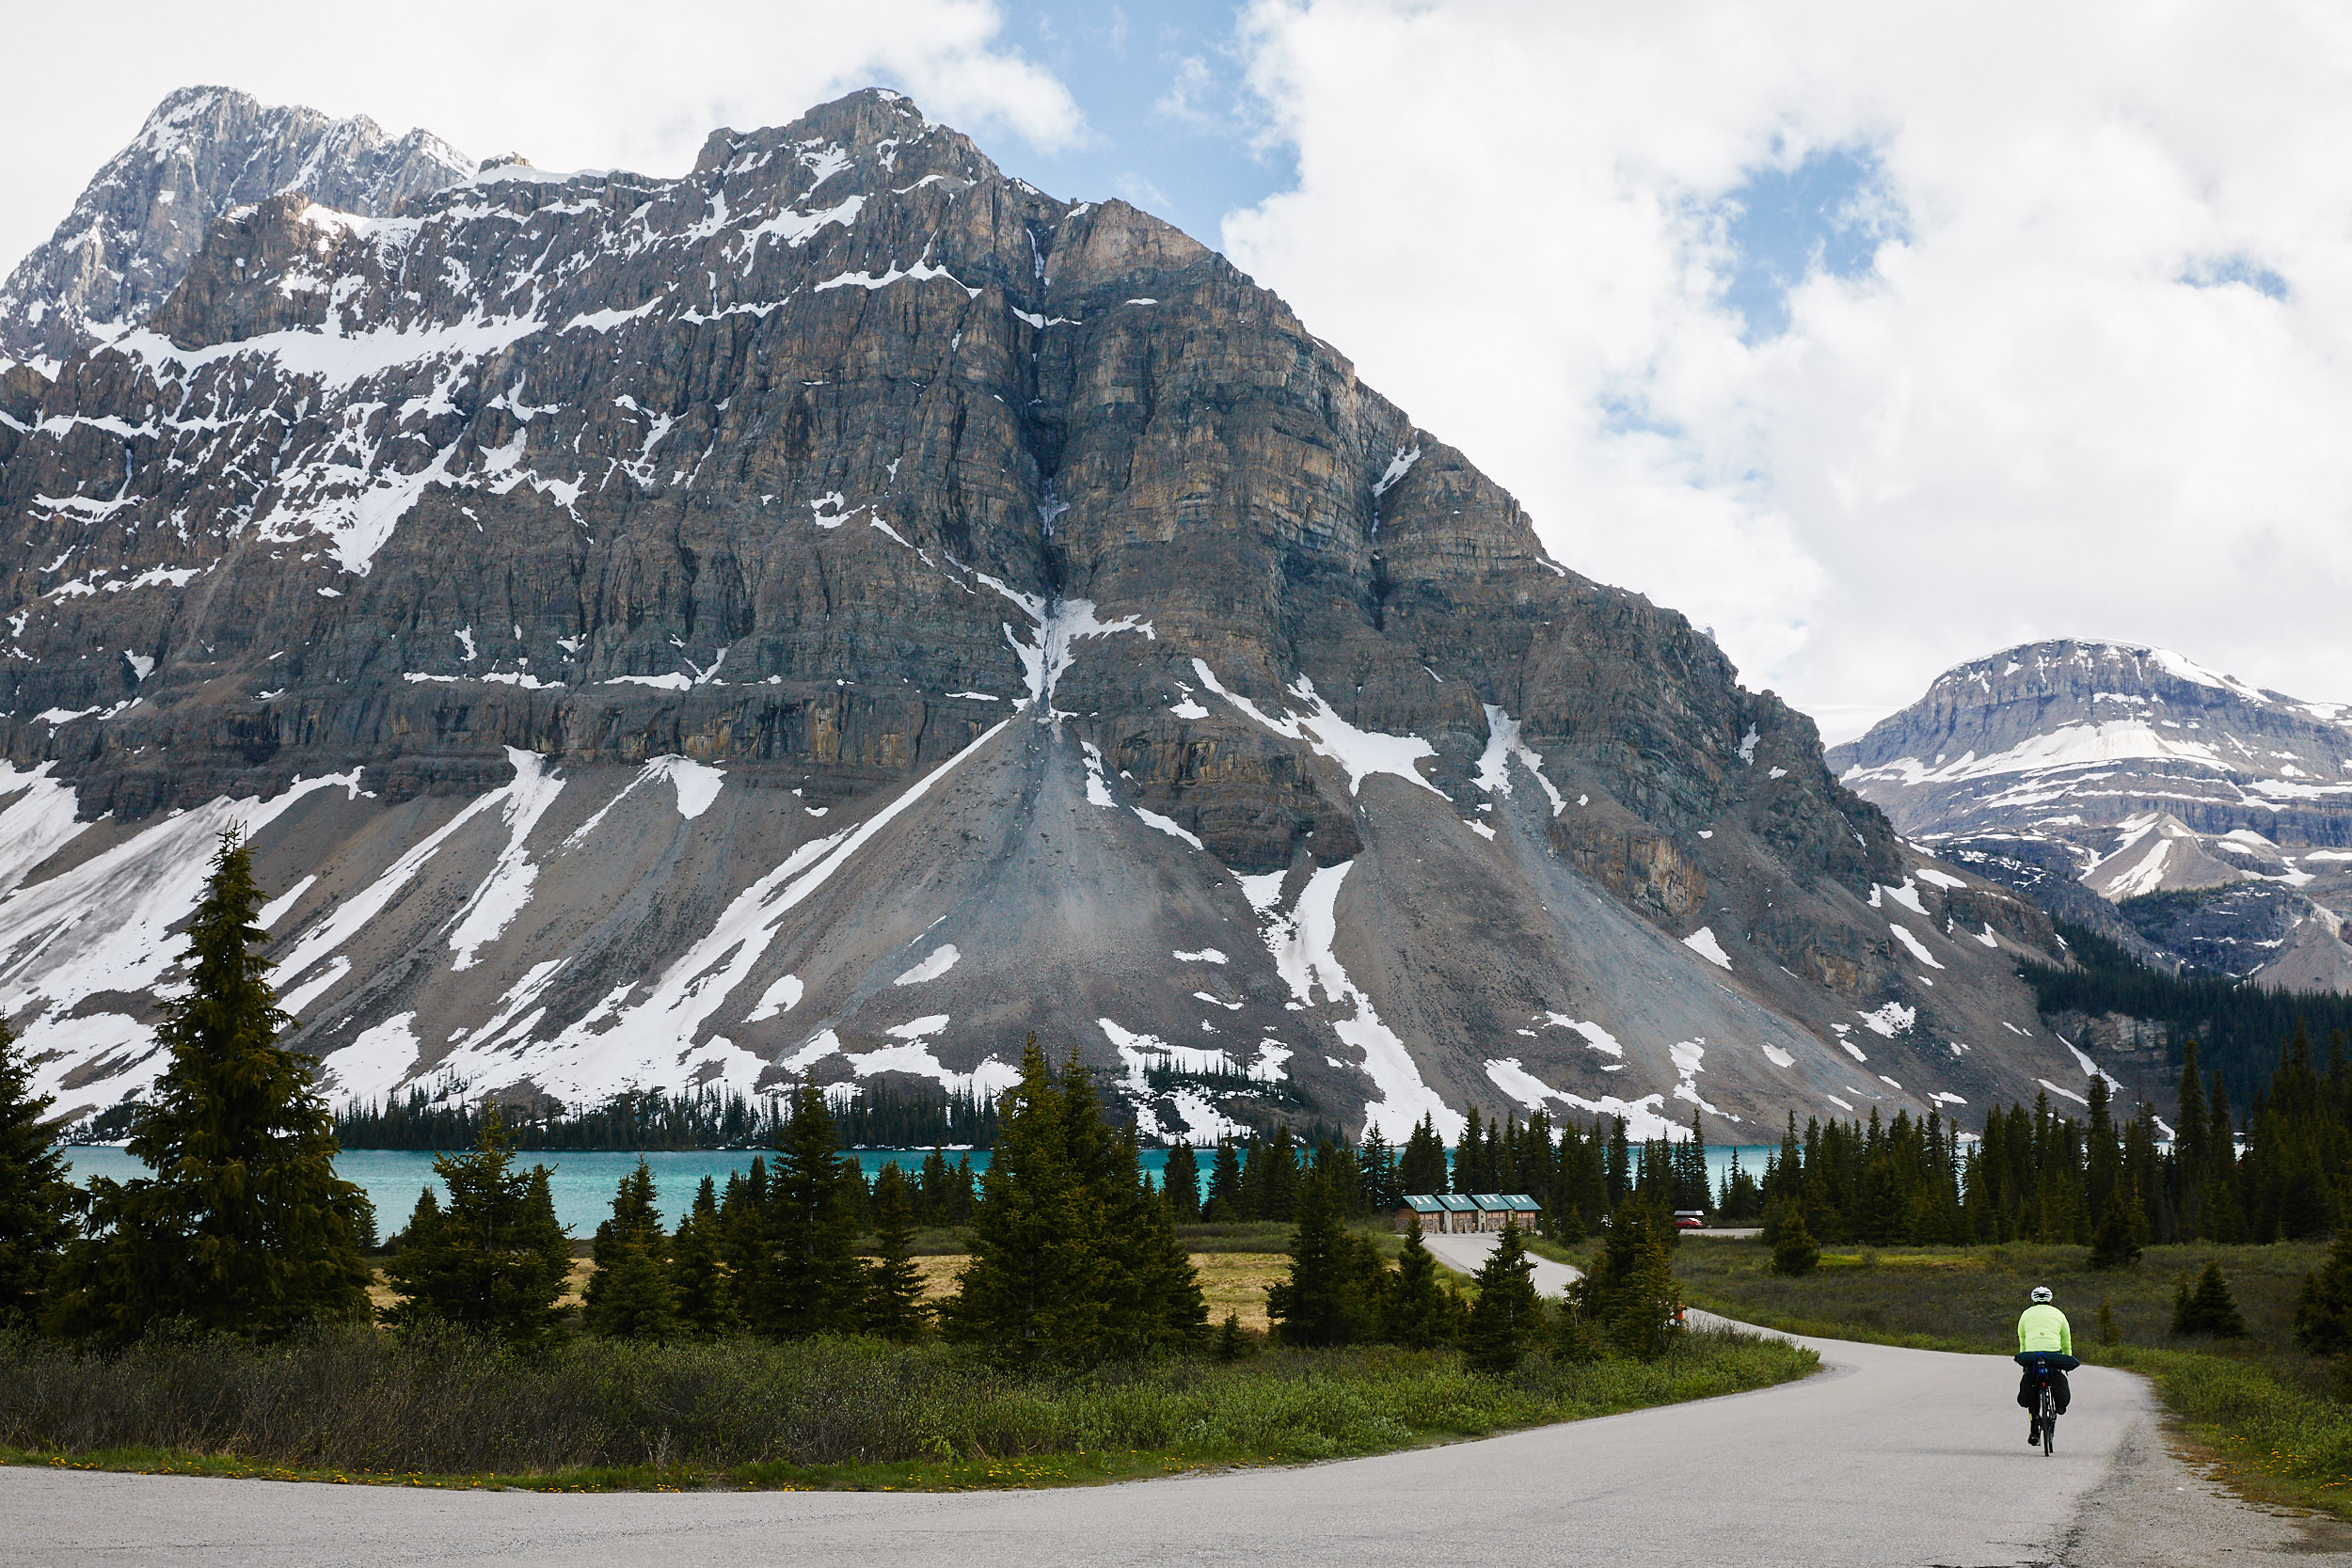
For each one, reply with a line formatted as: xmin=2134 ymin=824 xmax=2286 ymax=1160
xmin=1718 ymin=1148 xmax=1763 ymax=1226
xmin=861 ymin=1163 xmax=928 ymax=1340
xmin=2175 ymin=1039 xmax=2209 ymax=1229
xmin=1770 ymin=1205 xmax=1820 ymax=1277
xmin=1605 ymin=1117 xmax=1632 ymax=1208
xmin=1244 ymin=1126 xmax=1299 ymax=1221
xmin=2294 ymin=1217 xmax=2352 ymax=1357
xmin=47 ymin=831 xmax=372 ymax=1344
xmin=0 ymin=1018 xmax=75 ymax=1331
xmin=1397 ymin=1116 xmax=1448 ymax=1197
xmin=1266 ymin=1168 xmax=1383 ymax=1347
xmin=1582 ymin=1200 xmax=1683 ymax=1359
xmin=2202 ymin=1074 xmax=2248 ymax=1243
xmin=1162 ymin=1140 xmax=1201 ymax=1223
xmin=1382 ymin=1217 xmax=1461 ymax=1349
xmin=1204 ymin=1137 xmax=1247 ymax=1220
xmin=2170 ymin=1262 xmax=2249 ymax=1338
xmin=942 ymin=1037 xmax=1110 ymax=1364
xmin=669 ymin=1176 xmax=739 ymax=1338
xmin=916 ymin=1148 xmax=955 ymax=1226
xmin=1461 ymin=1218 xmax=1543 ymax=1374
xmin=717 ymin=1158 xmax=769 ymax=1321
xmin=1677 ymin=1110 xmax=1712 ymax=1212
xmin=1358 ymin=1126 xmax=1398 ymax=1212
xmin=756 ymin=1085 xmax=862 ymax=1338
xmin=581 ymin=1159 xmax=676 ymax=1340
xmin=2097 ymin=1296 xmax=2120 ymax=1345
xmin=383 ymin=1113 xmax=572 ymax=1347
xmin=1058 ymin=1054 xmax=1205 ymax=1357
xmin=1216 ymin=1311 xmax=1252 ymax=1361
xmin=2088 ymin=1182 xmax=2142 ymax=1271
xmin=942 ymin=1040 xmax=1205 ymax=1364
xmin=1104 ymin=1142 xmax=1212 ymax=1356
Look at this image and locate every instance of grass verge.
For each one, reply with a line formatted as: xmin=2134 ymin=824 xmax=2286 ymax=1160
xmin=1673 ymin=1237 xmax=2352 ymax=1520
xmin=0 ymin=1324 xmax=1815 ymax=1492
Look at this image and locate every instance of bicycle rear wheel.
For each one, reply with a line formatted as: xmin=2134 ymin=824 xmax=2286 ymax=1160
xmin=2041 ymin=1389 xmax=2057 ymax=1456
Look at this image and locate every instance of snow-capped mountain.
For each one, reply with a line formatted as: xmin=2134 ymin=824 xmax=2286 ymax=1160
xmin=0 ymin=86 xmax=472 ymax=373
xmin=1832 ymin=640 xmax=2352 ymax=990
xmin=2 ymin=88 xmax=2095 ymax=1142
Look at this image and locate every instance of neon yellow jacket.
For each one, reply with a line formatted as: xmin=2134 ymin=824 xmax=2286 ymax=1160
xmin=2017 ymin=1303 xmax=2073 ymax=1354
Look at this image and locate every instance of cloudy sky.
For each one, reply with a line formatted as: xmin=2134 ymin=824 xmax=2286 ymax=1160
xmin=4 ymin=1 xmax=2344 ymax=741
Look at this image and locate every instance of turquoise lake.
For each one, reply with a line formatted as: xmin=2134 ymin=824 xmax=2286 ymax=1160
xmin=62 ymin=1145 xmax=1781 ymax=1236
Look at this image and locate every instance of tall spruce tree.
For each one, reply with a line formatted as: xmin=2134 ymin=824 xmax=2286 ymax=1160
xmin=1098 ymin=1126 xmax=1211 ymax=1357
xmin=1053 ymin=1049 xmax=1205 ymax=1357
xmin=2294 ymin=1213 xmax=2352 ymax=1357
xmin=941 ymin=1037 xmax=1107 ymax=1363
xmin=718 ymin=1157 xmax=770 ymax=1321
xmin=47 ymin=831 xmax=372 ymax=1344
xmin=1383 ymin=1217 xmax=1461 ymax=1349
xmin=1266 ymin=1168 xmax=1383 ymax=1347
xmin=0 ymin=1018 xmax=75 ymax=1331
xmin=581 ymin=1159 xmax=677 ymax=1340
xmin=1244 ymin=1127 xmax=1299 ymax=1221
xmin=942 ymin=1038 xmax=1205 ymax=1365
xmin=1461 ymin=1218 xmax=1543 ymax=1374
xmin=1587 ymin=1200 xmax=1684 ymax=1358
xmin=1204 ymin=1137 xmax=1247 ymax=1219
xmin=383 ymin=1112 xmax=573 ymax=1347
xmin=861 ymin=1162 xmax=928 ymax=1340
xmin=2088 ymin=1182 xmax=2142 ymax=1271
xmin=1359 ymin=1127 xmax=1397 ymax=1212
xmin=669 ymin=1176 xmax=740 ymax=1338
xmin=1398 ymin=1116 xmax=1449 ymax=1197
xmin=756 ymin=1085 xmax=862 ymax=1338
xmin=1162 ymin=1140 xmax=1201 ymax=1223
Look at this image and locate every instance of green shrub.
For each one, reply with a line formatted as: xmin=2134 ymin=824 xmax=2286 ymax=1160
xmin=0 ymin=1324 xmax=1814 ymax=1483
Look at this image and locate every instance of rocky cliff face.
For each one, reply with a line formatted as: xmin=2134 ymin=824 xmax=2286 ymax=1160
xmin=0 ymin=88 xmax=2085 ymax=1143
xmin=1831 ymin=640 xmax=2352 ymax=989
xmin=0 ymin=86 xmax=472 ymax=373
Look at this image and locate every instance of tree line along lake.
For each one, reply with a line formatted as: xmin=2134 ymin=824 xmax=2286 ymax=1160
xmin=61 ymin=1145 xmax=1783 ymax=1235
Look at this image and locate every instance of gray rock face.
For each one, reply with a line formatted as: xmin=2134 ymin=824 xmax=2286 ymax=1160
xmin=0 ymin=88 xmax=2088 ymax=1143
xmin=1832 ymin=639 xmax=2352 ymax=990
xmin=0 ymin=85 xmax=473 ymax=372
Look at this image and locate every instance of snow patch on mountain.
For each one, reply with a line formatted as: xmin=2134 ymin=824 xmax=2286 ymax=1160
xmin=1254 ymin=860 xmax=1461 ymax=1142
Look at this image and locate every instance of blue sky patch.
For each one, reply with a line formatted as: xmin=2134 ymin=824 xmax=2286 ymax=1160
xmin=1715 ymin=145 xmax=1903 ymax=341
xmin=950 ymin=1 xmax=1291 ymax=253
xmin=2180 ymin=254 xmax=2288 ymax=300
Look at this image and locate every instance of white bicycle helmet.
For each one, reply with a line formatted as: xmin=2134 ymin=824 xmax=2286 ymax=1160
xmin=2030 ymin=1286 xmax=2054 ymax=1304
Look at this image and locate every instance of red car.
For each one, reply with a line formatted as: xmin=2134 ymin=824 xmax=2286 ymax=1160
xmin=1672 ymin=1211 xmax=1707 ymax=1229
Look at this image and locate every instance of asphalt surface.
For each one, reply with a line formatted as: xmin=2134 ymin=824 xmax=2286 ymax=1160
xmin=4 ymin=1238 xmax=2337 ymax=1566
xmin=1421 ymin=1228 xmax=1585 ymax=1298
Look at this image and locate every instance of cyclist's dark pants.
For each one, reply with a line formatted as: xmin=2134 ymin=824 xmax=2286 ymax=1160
xmin=2014 ymin=1353 xmax=2078 ymax=1415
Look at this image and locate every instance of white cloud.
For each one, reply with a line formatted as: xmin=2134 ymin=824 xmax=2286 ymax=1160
xmin=1225 ymin=1 xmax=2352 ymax=725
xmin=1155 ymin=55 xmax=1226 ymax=130
xmin=1114 ymin=171 xmax=1173 ymax=210
xmin=0 ymin=0 xmax=1083 ymax=279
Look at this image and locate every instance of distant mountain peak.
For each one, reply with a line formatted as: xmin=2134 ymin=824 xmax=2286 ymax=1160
xmin=0 ymin=85 xmax=473 ymax=372
xmin=1833 ymin=639 xmax=2352 ymax=991
xmin=1925 ymin=639 xmax=2280 ymax=709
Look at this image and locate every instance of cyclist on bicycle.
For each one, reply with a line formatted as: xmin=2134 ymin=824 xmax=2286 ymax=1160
xmin=2014 ymin=1285 xmax=2079 ymax=1445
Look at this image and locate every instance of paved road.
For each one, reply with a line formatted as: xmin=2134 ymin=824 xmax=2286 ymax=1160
xmin=5 ymin=1240 xmax=2335 ymax=1566
xmin=1421 ymin=1228 xmax=1583 ymax=1297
